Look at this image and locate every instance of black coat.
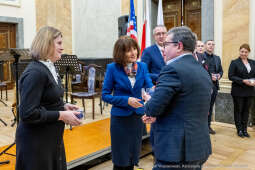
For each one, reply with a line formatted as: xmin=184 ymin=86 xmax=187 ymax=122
xmin=204 ymin=52 xmax=223 ymax=90
xmin=16 ymin=61 xmax=66 ymax=170
xmin=145 ymin=54 xmax=212 ymax=162
xmin=228 ymin=58 xmax=255 ymax=97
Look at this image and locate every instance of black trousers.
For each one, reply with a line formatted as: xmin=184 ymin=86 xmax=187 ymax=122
xmin=113 ymin=165 xmax=134 ymax=170
xmin=153 ymin=159 xmax=207 ymax=170
xmin=232 ymin=96 xmax=252 ymax=131
xmin=208 ymin=85 xmax=218 ymax=127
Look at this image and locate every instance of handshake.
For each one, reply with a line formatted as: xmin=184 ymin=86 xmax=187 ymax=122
xmin=142 ymin=115 xmax=156 ymax=124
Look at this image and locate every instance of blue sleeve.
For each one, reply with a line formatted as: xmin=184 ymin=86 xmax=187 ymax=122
xmin=102 ymin=64 xmax=129 ymax=107
xmin=217 ymin=56 xmax=223 ymax=77
xmin=150 ymin=73 xmax=159 ymax=82
xmin=142 ymin=63 xmax=153 ymax=88
xmin=141 ymin=50 xmax=159 ymax=82
xmin=145 ymin=65 xmax=181 ymax=117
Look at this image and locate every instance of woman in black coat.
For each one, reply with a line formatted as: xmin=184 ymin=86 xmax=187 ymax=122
xmin=228 ymin=43 xmax=255 ymax=138
xmin=16 ymin=26 xmax=82 ymax=170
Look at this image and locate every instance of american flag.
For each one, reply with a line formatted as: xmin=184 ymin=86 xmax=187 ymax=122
xmin=127 ymin=0 xmax=138 ymax=41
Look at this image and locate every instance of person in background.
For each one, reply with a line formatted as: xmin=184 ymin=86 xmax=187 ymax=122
xmin=196 ymin=40 xmax=205 ymax=54
xmin=143 ymin=26 xmax=212 ymax=170
xmin=194 ymin=40 xmax=205 ymax=67
xmin=228 ymin=43 xmax=255 ymax=138
xmin=102 ymin=36 xmax=153 ymax=170
xmin=204 ymin=40 xmax=223 ymax=134
xmin=249 ymin=100 xmax=255 ymax=127
xmin=16 ymin=26 xmax=82 ymax=170
xmin=141 ymin=25 xmax=167 ymax=84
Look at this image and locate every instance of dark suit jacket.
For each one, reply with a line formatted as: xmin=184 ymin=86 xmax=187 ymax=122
xmin=145 ymin=54 xmax=212 ymax=162
xmin=204 ymin=52 xmax=223 ymax=89
xmin=102 ymin=62 xmax=153 ymax=116
xmin=16 ymin=61 xmax=66 ymax=170
xmin=228 ymin=58 xmax=255 ymax=97
xmin=141 ymin=44 xmax=166 ymax=83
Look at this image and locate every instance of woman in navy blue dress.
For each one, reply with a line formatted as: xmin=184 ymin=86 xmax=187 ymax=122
xmin=102 ymin=36 xmax=153 ymax=170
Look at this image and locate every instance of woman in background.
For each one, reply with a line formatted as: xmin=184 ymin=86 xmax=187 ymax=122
xmin=228 ymin=43 xmax=255 ymax=138
xmin=102 ymin=36 xmax=153 ymax=170
xmin=16 ymin=26 xmax=82 ymax=170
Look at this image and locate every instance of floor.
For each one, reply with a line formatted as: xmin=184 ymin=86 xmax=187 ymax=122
xmin=0 ymin=90 xmax=111 ymax=147
xmin=1 ymin=90 xmax=255 ymax=170
xmin=90 ymin=122 xmax=255 ymax=170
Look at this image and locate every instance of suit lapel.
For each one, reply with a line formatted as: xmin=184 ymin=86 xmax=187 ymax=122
xmin=119 ymin=65 xmax=132 ymax=90
xmin=37 ymin=61 xmax=62 ymax=88
xmin=238 ymin=58 xmax=249 ymax=74
xmin=153 ymin=45 xmax=165 ymax=66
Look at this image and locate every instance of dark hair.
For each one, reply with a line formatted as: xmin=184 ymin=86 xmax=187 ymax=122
xmin=113 ymin=36 xmax=140 ymax=66
xmin=239 ymin=43 xmax=250 ymax=52
xmin=168 ymin=26 xmax=197 ymax=52
xmin=205 ymin=40 xmax=214 ymax=44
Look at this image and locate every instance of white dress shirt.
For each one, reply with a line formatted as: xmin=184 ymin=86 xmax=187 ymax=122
xmin=39 ymin=59 xmax=59 ymax=84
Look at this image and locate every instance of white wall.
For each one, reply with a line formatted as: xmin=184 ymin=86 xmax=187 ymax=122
xmin=72 ymin=0 xmax=121 ymax=59
xmin=0 ymin=0 xmax=36 ymax=48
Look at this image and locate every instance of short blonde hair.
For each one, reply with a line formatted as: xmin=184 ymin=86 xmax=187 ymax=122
xmin=31 ymin=26 xmax=62 ymax=60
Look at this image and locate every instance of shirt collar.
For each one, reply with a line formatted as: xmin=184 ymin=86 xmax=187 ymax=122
xmin=166 ymin=53 xmax=192 ymax=65
xmin=40 ymin=59 xmax=54 ymax=67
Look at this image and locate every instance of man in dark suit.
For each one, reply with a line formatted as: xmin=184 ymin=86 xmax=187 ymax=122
xmin=143 ymin=26 xmax=212 ymax=170
xmin=141 ymin=25 xmax=167 ymax=84
xmin=204 ymin=40 xmax=223 ymax=134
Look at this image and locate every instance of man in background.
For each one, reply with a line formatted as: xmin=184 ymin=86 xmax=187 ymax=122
xmin=204 ymin=40 xmax=223 ymax=134
xmin=141 ymin=25 xmax=167 ymax=84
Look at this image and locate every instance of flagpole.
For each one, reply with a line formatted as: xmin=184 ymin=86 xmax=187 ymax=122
xmin=157 ymin=0 xmax=164 ymax=25
xmin=181 ymin=0 xmax=184 ymax=26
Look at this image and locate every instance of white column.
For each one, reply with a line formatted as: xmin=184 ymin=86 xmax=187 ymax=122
xmin=214 ymin=0 xmax=223 ymax=59
xmin=249 ymin=0 xmax=255 ymax=59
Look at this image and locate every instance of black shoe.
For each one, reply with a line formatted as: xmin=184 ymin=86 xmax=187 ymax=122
xmin=243 ymin=131 xmax=250 ymax=138
xmin=209 ymin=127 xmax=216 ymax=134
xmin=237 ymin=130 xmax=244 ymax=138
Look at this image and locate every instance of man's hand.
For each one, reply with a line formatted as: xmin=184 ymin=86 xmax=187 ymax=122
xmin=142 ymin=115 xmax=156 ymax=124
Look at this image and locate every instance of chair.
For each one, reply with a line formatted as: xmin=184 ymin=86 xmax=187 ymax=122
xmin=70 ymin=64 xmax=104 ymax=119
xmin=0 ymin=82 xmax=7 ymax=101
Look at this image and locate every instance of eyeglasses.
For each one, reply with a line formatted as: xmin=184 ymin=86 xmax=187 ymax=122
xmin=155 ymin=32 xmax=167 ymax=36
xmin=163 ymin=41 xmax=178 ymax=48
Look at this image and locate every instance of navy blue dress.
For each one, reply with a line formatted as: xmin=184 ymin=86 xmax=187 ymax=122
xmin=16 ymin=61 xmax=66 ymax=170
xmin=102 ymin=62 xmax=153 ymax=166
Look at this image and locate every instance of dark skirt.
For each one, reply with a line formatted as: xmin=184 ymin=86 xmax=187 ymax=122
xmin=110 ymin=114 xmax=143 ymax=166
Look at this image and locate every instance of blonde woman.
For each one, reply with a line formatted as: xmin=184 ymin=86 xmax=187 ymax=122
xmin=15 ymin=26 xmax=81 ymax=170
